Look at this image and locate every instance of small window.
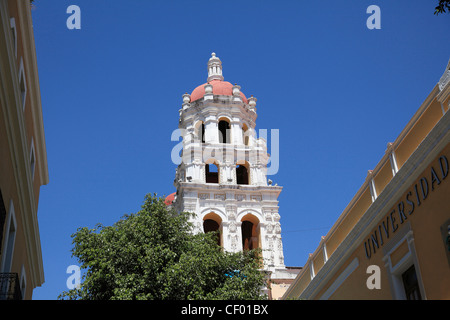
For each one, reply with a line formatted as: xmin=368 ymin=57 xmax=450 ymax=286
xmin=18 ymin=59 xmax=27 ymax=111
xmin=402 ymin=265 xmax=422 ymax=300
xmin=30 ymin=138 xmax=35 ymax=180
xmin=10 ymin=18 xmax=17 ymax=58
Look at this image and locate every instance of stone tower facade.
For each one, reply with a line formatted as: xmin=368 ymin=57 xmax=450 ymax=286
xmin=171 ymin=53 xmax=289 ymax=277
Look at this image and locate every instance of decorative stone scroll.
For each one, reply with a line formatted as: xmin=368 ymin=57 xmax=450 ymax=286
xmin=214 ymin=193 xmax=226 ymax=200
xmin=198 ymin=193 xmax=210 ymax=200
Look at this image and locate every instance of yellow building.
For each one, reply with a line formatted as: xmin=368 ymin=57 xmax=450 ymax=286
xmin=0 ymin=0 xmax=48 ymax=299
xmin=283 ymin=59 xmax=450 ymax=300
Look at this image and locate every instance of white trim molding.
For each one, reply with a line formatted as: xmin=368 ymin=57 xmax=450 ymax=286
xmin=382 ymin=223 xmax=426 ymax=300
xmin=0 ymin=200 xmax=17 ymax=273
xmin=29 ymin=137 xmax=35 ymax=181
xmin=319 ymin=258 xmax=359 ymax=300
xmin=9 ymin=17 xmax=16 ymax=58
xmin=18 ymin=57 xmax=27 ymax=111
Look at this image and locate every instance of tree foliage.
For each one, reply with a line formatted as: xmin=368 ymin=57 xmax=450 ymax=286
xmin=59 ymin=194 xmax=268 ymax=300
xmin=435 ymin=0 xmax=450 ymax=14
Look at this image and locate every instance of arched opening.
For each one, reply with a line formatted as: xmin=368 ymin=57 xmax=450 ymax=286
xmin=242 ymin=123 xmax=250 ymax=146
xmin=195 ymin=121 xmax=205 ymax=143
xmin=241 ymin=214 xmax=260 ymax=251
xmin=205 ymin=160 xmax=219 ymax=183
xmin=203 ymin=212 xmax=222 ymax=247
xmin=236 ymin=161 xmax=249 ymax=185
xmin=201 ymin=123 xmax=205 ymax=143
xmin=218 ymin=119 xmax=230 ymax=144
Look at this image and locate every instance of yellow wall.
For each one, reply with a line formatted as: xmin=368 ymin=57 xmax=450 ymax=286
xmin=284 ymin=73 xmax=450 ymax=300
xmin=374 ymin=159 xmax=393 ymax=197
xmin=317 ymin=144 xmax=450 ymax=299
xmin=396 ymin=100 xmax=443 ymax=168
xmin=0 ymin=0 xmax=46 ymax=299
xmin=326 ymin=188 xmax=372 ymax=258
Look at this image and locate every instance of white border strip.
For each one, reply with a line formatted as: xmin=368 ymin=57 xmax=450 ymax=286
xmin=319 ymin=258 xmax=359 ymax=300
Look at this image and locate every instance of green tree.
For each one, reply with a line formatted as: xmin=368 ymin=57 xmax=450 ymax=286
xmin=435 ymin=0 xmax=450 ymax=14
xmin=59 ymin=194 xmax=268 ymax=300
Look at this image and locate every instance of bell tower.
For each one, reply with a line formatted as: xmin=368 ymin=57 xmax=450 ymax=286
xmin=171 ymin=53 xmax=295 ymax=283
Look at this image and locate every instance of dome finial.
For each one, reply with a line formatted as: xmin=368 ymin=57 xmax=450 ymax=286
xmin=207 ymin=52 xmax=224 ymax=82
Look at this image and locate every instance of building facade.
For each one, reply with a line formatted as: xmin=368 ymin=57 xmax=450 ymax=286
xmin=0 ymin=0 xmax=48 ymax=299
xmin=283 ymin=59 xmax=450 ymax=300
xmin=168 ymin=53 xmax=299 ymax=299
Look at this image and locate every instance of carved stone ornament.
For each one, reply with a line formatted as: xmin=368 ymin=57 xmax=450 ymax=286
xmin=229 ymin=221 xmax=237 ymax=233
xmin=214 ymin=194 xmax=226 ymax=200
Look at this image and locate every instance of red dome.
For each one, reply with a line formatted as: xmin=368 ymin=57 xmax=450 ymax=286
xmin=164 ymin=192 xmax=176 ymax=206
xmin=190 ymin=80 xmax=247 ymax=103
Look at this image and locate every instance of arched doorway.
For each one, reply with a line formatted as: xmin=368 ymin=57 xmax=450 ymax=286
xmin=241 ymin=214 xmax=260 ymax=251
xmin=203 ymin=212 xmax=222 ymax=247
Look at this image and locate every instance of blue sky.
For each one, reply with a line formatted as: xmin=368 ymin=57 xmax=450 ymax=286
xmin=30 ymin=0 xmax=449 ymax=299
